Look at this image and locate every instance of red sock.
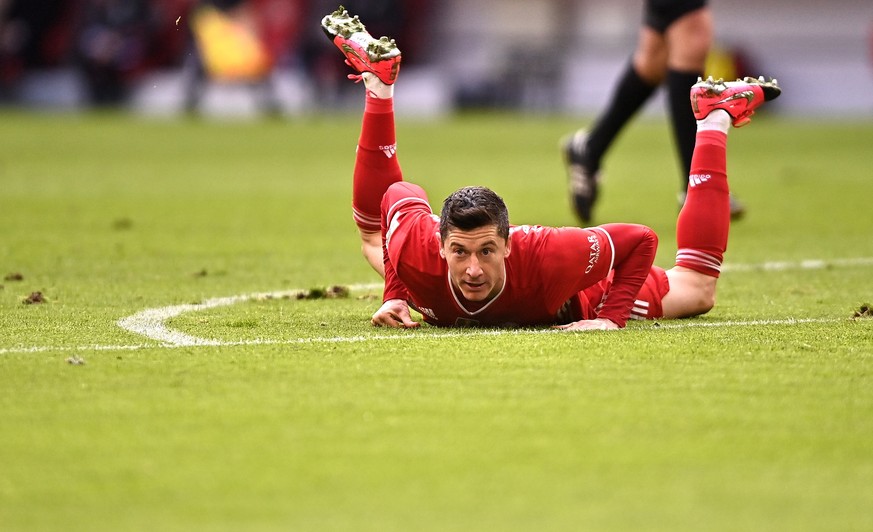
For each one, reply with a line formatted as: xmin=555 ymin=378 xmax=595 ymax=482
xmin=352 ymin=95 xmax=402 ymax=233
xmin=675 ymin=130 xmax=729 ymax=277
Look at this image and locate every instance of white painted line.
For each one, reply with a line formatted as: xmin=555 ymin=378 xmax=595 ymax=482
xmin=1 ymin=316 xmax=861 ymax=356
xmin=117 ymin=299 xmax=242 ymax=347
xmin=722 ymin=256 xmax=873 ymax=272
xmin=0 ymin=343 xmax=152 ymax=355
xmin=650 ymin=317 xmax=837 ymax=329
xmin=2 ymin=258 xmax=871 ymax=356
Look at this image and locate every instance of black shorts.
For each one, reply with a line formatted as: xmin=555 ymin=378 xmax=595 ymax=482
xmin=643 ymin=0 xmax=708 ymax=33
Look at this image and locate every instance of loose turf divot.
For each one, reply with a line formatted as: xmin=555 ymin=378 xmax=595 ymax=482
xmin=22 ymin=291 xmax=46 ymax=304
xmin=853 ymin=303 xmax=873 ymax=319
xmin=297 ymin=285 xmax=350 ymax=300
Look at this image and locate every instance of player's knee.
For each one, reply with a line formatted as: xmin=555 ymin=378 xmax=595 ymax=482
xmin=672 ymin=291 xmax=715 ymax=319
xmin=662 ymin=269 xmax=717 ymax=318
xmin=666 ymin=10 xmax=712 ymax=70
xmin=694 ymin=291 xmax=716 ymax=316
xmin=633 ymin=45 xmax=667 ymax=83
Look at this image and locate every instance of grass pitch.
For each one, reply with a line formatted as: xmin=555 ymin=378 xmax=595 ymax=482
xmin=1 ymin=109 xmax=872 ymax=531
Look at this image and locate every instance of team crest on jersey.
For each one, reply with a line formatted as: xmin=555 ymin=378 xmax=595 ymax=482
xmin=380 ymin=143 xmax=397 ymax=158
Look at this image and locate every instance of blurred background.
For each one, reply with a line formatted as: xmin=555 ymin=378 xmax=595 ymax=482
xmin=1 ymin=0 xmax=872 ymax=119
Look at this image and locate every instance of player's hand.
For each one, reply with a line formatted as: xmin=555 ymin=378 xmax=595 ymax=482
xmin=371 ymin=299 xmax=421 ymax=328
xmin=552 ymin=318 xmax=619 ymax=331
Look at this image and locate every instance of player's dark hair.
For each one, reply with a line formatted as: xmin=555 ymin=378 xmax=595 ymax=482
xmin=439 ymin=186 xmax=510 ymax=242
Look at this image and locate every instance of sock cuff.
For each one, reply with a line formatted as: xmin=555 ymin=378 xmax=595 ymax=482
xmin=675 ymin=248 xmax=723 ymax=278
xmin=666 ymin=68 xmax=703 ymax=79
xmin=364 ymin=95 xmax=394 ymax=114
xmin=695 ymin=128 xmax=728 ymax=146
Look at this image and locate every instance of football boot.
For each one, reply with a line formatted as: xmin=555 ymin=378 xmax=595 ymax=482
xmin=561 ymin=129 xmax=601 ymax=225
xmin=321 ymin=6 xmax=401 ymax=85
xmin=691 ymin=76 xmax=781 ymax=127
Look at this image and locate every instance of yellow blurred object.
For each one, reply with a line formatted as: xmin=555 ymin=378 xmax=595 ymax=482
xmin=704 ymin=45 xmax=738 ymax=81
xmin=191 ymin=5 xmax=272 ymax=82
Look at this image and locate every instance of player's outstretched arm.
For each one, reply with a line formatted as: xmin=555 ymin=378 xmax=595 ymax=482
xmin=553 ymin=318 xmax=619 ymax=331
xmin=593 ymin=223 xmax=658 ymax=327
xmin=371 ymin=299 xmax=420 ymax=328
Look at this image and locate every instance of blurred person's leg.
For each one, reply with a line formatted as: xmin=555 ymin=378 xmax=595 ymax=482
xmin=563 ymin=1 xmax=673 ymax=225
xmin=663 ymin=5 xmax=712 ymax=194
xmin=563 ymin=0 xmax=733 ymax=225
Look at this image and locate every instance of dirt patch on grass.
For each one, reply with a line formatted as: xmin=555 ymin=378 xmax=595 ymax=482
xmin=23 ymin=292 xmax=46 ymax=304
xmin=852 ymin=303 xmax=872 ymax=319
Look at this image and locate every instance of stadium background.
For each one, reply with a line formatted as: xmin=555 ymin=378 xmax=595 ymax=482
xmin=2 ymin=0 xmax=872 ymax=118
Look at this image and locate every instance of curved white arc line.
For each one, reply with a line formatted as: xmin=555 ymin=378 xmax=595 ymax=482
xmin=116 ymin=284 xmax=383 ymax=346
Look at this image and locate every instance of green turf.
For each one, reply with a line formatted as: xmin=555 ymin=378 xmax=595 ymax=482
xmin=1 ymin=110 xmax=872 ymax=531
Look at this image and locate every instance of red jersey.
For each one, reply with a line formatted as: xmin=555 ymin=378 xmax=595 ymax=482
xmin=380 ymin=183 xmax=658 ymax=327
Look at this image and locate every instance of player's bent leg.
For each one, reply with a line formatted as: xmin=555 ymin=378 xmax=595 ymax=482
xmin=360 ymin=230 xmax=384 ymax=278
xmin=352 ymin=92 xmax=401 ymax=220
xmin=323 ymin=6 xmax=403 ymax=277
xmin=351 ymin=91 xmax=402 ymax=278
xmin=618 ymin=264 xmax=714 ymax=321
xmin=656 ymin=76 xmax=782 ymax=319
xmin=622 ymin=265 xmax=714 ymax=320
xmin=661 ymin=266 xmax=716 ymax=318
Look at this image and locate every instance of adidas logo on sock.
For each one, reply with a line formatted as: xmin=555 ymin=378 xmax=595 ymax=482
xmin=689 ymin=173 xmax=711 ymax=187
xmin=380 ymin=143 xmax=397 ymax=158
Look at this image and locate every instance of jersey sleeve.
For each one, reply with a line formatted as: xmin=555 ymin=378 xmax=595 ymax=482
xmin=594 ymin=223 xmax=658 ymax=326
xmin=518 ymin=225 xmax=615 ymax=308
xmin=382 ymin=244 xmax=409 ymax=303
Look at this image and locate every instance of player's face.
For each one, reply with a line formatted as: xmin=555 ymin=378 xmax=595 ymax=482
xmin=440 ymin=225 xmax=511 ymax=302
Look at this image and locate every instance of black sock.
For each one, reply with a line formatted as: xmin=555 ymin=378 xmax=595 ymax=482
xmin=584 ymin=61 xmax=657 ymax=171
xmin=666 ymin=68 xmax=701 ymax=190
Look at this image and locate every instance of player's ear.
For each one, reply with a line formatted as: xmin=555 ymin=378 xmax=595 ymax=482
xmin=504 ymin=238 xmax=511 ymax=257
xmin=439 ymin=246 xmax=446 ymax=259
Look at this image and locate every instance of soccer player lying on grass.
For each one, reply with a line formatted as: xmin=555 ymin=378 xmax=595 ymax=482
xmin=321 ymin=6 xmax=780 ymax=331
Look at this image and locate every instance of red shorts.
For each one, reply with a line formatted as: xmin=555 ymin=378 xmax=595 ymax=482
xmin=577 ymin=266 xmax=670 ymax=321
